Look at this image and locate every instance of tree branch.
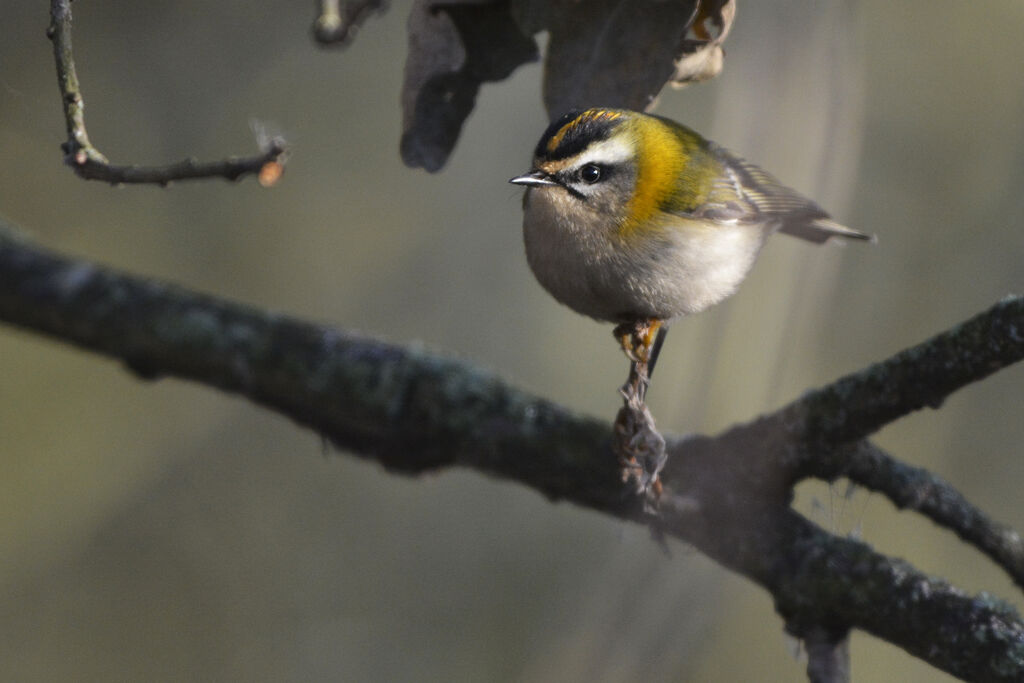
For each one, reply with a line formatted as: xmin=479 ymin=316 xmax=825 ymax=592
xmin=666 ymin=292 xmax=1024 ymax=591
xmin=842 ymin=441 xmax=1024 ymax=590
xmin=704 ymin=294 xmax=1024 ymax=588
xmin=779 ymin=294 xmax=1024 ymax=449
xmin=2 ymin=232 xmax=1023 ymax=680
xmin=47 ymin=0 xmax=287 ymax=185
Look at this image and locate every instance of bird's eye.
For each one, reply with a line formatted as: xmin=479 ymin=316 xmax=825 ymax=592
xmin=579 ymin=164 xmax=602 ymax=184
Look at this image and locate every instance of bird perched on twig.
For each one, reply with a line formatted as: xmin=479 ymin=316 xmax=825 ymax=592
xmin=511 ymin=108 xmax=872 ymax=373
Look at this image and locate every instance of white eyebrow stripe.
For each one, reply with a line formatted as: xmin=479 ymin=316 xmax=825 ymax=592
xmin=574 ymin=137 xmax=633 ymax=167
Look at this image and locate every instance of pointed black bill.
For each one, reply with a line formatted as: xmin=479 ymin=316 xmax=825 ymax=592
xmin=509 ymin=170 xmax=558 ymax=187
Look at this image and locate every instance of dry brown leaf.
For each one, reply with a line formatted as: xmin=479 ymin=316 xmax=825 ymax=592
xmin=670 ymin=0 xmax=735 ymax=87
xmin=542 ymin=0 xmax=700 ymax=115
xmin=399 ymin=0 xmax=735 ymax=171
xmin=400 ymin=0 xmax=539 ymax=172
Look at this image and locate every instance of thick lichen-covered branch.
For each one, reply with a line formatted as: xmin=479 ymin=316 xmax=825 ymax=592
xmin=47 ymin=0 xmax=287 ymax=185
xmin=675 ymin=404 xmax=1024 ymax=592
xmin=741 ymin=296 xmax=1024 ymax=587
xmin=838 ymin=442 xmax=1024 ymax=589
xmin=1 ymin=233 xmax=1023 ymax=680
xmin=778 ymin=294 xmax=1024 ymax=448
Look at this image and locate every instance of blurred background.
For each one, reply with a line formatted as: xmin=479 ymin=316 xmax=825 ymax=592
xmin=1 ymin=1 xmax=1023 ymax=680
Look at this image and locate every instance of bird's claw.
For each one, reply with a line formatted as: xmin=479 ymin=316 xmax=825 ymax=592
xmin=614 ymin=319 xmax=662 ymax=364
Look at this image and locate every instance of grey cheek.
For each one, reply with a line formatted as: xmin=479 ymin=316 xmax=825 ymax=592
xmin=591 ymin=176 xmax=634 ymax=218
xmin=603 ymin=173 xmax=636 ymax=212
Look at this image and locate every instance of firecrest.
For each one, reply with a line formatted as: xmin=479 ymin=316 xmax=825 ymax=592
xmin=510 ymin=108 xmax=871 ymax=363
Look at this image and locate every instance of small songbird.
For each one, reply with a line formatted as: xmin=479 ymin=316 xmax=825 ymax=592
xmin=510 ymin=108 xmax=871 ymax=368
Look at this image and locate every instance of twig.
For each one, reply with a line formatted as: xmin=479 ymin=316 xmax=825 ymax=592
xmin=801 ymin=626 xmax=850 ymax=683
xmin=840 ymin=441 xmax=1024 ymax=589
xmin=47 ymin=0 xmax=287 ymax=185
xmin=778 ymin=295 xmax=1024 ymax=447
xmin=665 ymin=354 xmax=1024 ymax=594
xmin=51 ymin=147 xmax=288 ymax=187
xmin=719 ymin=296 xmax=1024 ymax=588
xmin=613 ymin=323 xmax=668 ymax=502
xmin=614 ymin=354 xmax=666 ymax=502
xmin=1 ymin=234 xmax=1024 ymax=680
xmin=313 ymin=0 xmax=387 ymax=46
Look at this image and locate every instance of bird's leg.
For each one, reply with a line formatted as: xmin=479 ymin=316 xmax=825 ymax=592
xmin=613 ymin=319 xmax=663 ymax=403
xmin=614 ymin=319 xmax=663 ymax=365
xmin=646 ymin=327 xmax=669 ymax=380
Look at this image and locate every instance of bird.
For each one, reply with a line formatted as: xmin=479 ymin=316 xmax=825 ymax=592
xmin=510 ymin=107 xmax=871 ymax=372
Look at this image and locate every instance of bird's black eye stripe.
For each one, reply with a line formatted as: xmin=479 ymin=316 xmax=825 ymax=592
xmin=579 ymin=164 xmax=603 ymax=183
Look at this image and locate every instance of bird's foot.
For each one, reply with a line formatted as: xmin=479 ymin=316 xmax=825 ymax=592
xmin=613 ymin=319 xmax=662 ymax=364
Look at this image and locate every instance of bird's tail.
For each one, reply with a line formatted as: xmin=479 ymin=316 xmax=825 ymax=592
xmin=781 ymin=218 xmax=875 ymax=244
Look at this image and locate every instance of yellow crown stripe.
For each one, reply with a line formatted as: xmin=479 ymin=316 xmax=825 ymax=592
xmin=546 ymin=109 xmax=623 ymax=153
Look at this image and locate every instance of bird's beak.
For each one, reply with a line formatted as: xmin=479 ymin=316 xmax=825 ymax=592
xmin=509 ymin=170 xmax=558 ymax=188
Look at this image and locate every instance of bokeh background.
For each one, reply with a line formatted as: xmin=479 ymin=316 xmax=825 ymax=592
xmin=2 ymin=1 xmax=1023 ymax=680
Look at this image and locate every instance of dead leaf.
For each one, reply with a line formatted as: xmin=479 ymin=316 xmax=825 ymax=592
xmin=670 ymin=0 xmax=735 ymax=87
xmin=399 ymin=0 xmax=735 ymax=171
xmin=400 ymin=0 xmax=539 ymax=172
xmin=542 ymin=0 xmax=701 ymax=115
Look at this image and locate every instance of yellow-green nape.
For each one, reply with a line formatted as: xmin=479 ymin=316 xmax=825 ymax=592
xmin=537 ymin=108 xmax=627 ymax=161
xmin=622 ymin=115 xmax=714 ymax=232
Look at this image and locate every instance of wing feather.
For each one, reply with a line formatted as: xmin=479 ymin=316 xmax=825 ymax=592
xmin=692 ymin=145 xmax=872 ymax=243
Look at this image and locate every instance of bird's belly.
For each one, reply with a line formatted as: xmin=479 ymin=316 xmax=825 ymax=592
xmin=523 ymin=200 xmax=633 ymax=321
xmin=524 ymin=201 xmax=767 ymax=322
xmin=652 ymin=219 xmax=768 ymax=318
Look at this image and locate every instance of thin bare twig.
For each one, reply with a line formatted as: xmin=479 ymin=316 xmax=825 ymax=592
xmin=313 ymin=0 xmax=387 ymax=46
xmin=841 ymin=441 xmax=1024 ymax=589
xmin=614 ymin=346 xmax=665 ymax=502
xmin=46 ymin=0 xmax=287 ymax=185
xmin=1 ymin=233 xmax=1023 ymax=680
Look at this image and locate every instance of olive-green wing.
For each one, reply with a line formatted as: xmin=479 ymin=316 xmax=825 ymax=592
xmin=700 ymin=146 xmax=872 ymax=243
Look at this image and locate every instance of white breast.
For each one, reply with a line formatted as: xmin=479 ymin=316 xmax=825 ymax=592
xmin=522 ymin=189 xmax=769 ymax=322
